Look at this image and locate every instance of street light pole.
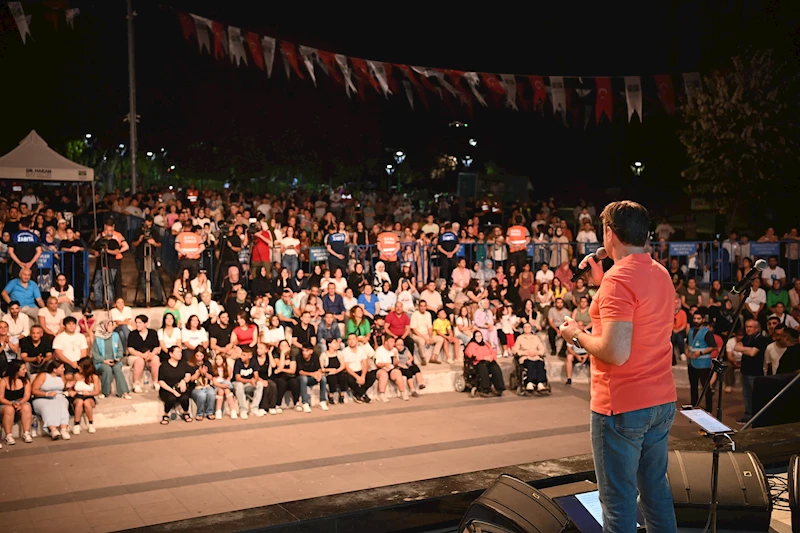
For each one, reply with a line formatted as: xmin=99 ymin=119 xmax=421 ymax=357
xmin=126 ymin=0 xmax=138 ymax=194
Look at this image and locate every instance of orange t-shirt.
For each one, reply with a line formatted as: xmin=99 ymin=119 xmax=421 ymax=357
xmin=673 ymin=308 xmax=687 ymax=334
xmin=176 ymin=232 xmax=202 ymax=259
xmin=588 ymin=253 xmax=677 ymax=416
xmin=378 ymin=232 xmax=399 ymax=262
xmin=507 ymin=226 xmax=528 ymax=252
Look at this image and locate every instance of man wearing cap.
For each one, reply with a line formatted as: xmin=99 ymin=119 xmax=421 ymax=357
xmin=174 ymin=222 xmax=205 ymax=278
xmin=91 ymin=219 xmax=128 ymax=306
xmin=131 ymin=216 xmax=164 ymax=305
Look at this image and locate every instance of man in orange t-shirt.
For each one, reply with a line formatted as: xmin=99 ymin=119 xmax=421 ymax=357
xmin=560 ymin=201 xmax=677 ymax=532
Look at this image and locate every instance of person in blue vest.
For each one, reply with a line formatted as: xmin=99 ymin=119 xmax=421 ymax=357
xmin=325 ymin=224 xmax=348 ymax=277
xmin=686 ymin=312 xmax=716 ymax=412
xmin=437 ymin=222 xmax=460 ymax=286
xmin=8 ymin=217 xmax=42 ymax=279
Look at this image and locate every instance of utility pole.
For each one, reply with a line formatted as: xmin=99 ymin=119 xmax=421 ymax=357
xmin=126 ymin=0 xmax=138 ymax=193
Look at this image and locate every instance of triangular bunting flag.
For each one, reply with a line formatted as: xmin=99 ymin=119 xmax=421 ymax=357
xmin=403 ymin=80 xmax=414 ymax=110
xmin=654 ymin=75 xmax=676 ymax=113
xmin=351 ymin=58 xmax=380 ymax=94
xmin=682 ymin=72 xmax=702 ymax=106
xmin=8 ymin=2 xmax=31 ymax=44
xmin=228 ymin=26 xmax=247 ymax=66
xmin=382 ymin=63 xmax=401 ymax=96
xmin=624 ymin=76 xmax=642 ymax=122
xmin=335 ymin=54 xmax=357 ymax=98
xmin=262 ymin=36 xmax=276 ymax=78
xmin=463 ymin=72 xmax=488 ymax=107
xmin=65 ymin=8 xmax=79 ymax=30
xmin=367 ymin=60 xmax=392 ymax=97
xmin=318 ymin=51 xmax=343 ymax=84
xmin=595 ymin=77 xmax=612 ymax=124
xmin=211 ymin=21 xmax=227 ymax=59
xmin=397 ymin=65 xmax=429 ymax=109
xmin=245 ymin=32 xmax=264 ymax=70
xmin=479 ymin=73 xmax=506 ymax=95
xmin=549 ymin=76 xmax=566 ymax=119
xmin=298 ymin=46 xmax=318 ymax=86
xmin=177 ymin=12 xmax=194 ymax=41
xmin=280 ymin=41 xmax=304 ymax=80
xmin=190 ymin=14 xmax=213 ymax=54
xmin=500 ymin=74 xmax=518 ymax=110
xmin=529 ymin=76 xmax=547 ymax=110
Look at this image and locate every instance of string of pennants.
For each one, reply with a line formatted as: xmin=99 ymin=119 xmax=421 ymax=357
xmin=4 ymin=1 xmax=80 ymax=43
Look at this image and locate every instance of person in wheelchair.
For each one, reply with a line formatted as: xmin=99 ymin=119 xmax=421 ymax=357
xmin=464 ymin=331 xmax=505 ymax=397
xmin=512 ymin=322 xmax=549 ymax=392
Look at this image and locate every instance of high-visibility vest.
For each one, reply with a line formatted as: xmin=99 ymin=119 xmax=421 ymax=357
xmin=176 ymin=232 xmax=202 ymax=258
xmin=378 ymin=232 xmax=399 ymax=261
xmin=507 ymin=225 xmax=528 ymax=252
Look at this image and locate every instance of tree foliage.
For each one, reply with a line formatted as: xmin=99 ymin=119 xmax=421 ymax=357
xmin=678 ymin=49 xmax=800 ymax=220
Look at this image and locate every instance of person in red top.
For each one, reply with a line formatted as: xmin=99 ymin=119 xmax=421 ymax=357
xmin=560 ymin=200 xmax=677 ymax=532
xmin=464 ymin=331 xmax=505 ymax=397
xmin=251 ymin=224 xmax=273 ymax=277
xmin=385 ymin=302 xmax=411 ymax=342
xmin=377 ymin=228 xmax=400 ymax=284
xmin=506 ymin=216 xmax=530 ymax=274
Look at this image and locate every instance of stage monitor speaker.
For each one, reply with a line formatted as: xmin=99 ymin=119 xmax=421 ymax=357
xmin=459 ymin=474 xmax=579 ymax=533
xmin=789 ymin=454 xmax=799 ymax=532
xmin=667 ymin=450 xmax=771 ymax=531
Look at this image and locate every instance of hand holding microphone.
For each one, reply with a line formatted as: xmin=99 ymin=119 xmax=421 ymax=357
xmin=572 ymin=247 xmax=608 ymax=286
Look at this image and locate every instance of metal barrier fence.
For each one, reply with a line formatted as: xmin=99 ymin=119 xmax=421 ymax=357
xmin=0 ymin=250 xmax=91 ymax=305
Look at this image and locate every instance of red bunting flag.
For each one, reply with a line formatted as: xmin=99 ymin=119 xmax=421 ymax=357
xmin=245 ymin=32 xmax=264 ymax=70
xmin=595 ymin=77 xmax=612 ymax=124
xmin=653 ymin=74 xmax=676 ymax=113
xmin=382 ymin=63 xmax=402 ymax=96
xmin=211 ymin=21 xmax=226 ymax=59
xmin=44 ymin=11 xmax=59 ymax=31
xmin=280 ymin=41 xmax=305 ymax=79
xmin=318 ymin=50 xmax=344 ymax=85
xmin=480 ymin=73 xmax=506 ymax=95
xmin=396 ymin=65 xmax=429 ymax=110
xmin=178 ymin=12 xmax=195 ymax=41
xmin=529 ymin=76 xmax=547 ymax=109
xmin=350 ymin=58 xmax=381 ymax=94
xmin=516 ymin=82 xmax=530 ymax=111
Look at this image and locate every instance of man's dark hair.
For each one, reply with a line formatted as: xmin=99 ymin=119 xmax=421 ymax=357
xmin=136 ymin=314 xmax=149 ymax=323
xmin=63 ymin=316 xmax=78 ymax=325
xmin=600 ymin=200 xmax=650 ymax=247
xmin=301 ymin=342 xmax=314 ymax=351
xmin=8 ymin=301 xmax=20 ymax=308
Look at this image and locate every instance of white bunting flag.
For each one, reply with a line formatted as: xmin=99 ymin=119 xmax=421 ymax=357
xmin=682 ymin=72 xmax=702 ymax=106
xmin=500 ymin=74 xmax=518 ymax=110
xmin=190 ymin=14 xmax=213 ymax=54
xmin=335 ymin=54 xmax=357 ymax=98
xmin=8 ymin=2 xmax=31 ymax=44
xmin=624 ymin=76 xmax=642 ymax=122
xmin=427 ymin=70 xmax=460 ymax=99
xmin=463 ymin=72 xmax=488 ymax=106
xmin=298 ymin=46 xmax=318 ymax=86
xmin=367 ymin=61 xmax=392 ymax=97
xmin=403 ymin=80 xmax=414 ymax=110
xmin=261 ymin=36 xmax=276 ymax=78
xmin=228 ymin=27 xmax=247 ymax=67
xmin=65 ymin=8 xmax=79 ymax=29
xmin=549 ymin=76 xmax=566 ymax=119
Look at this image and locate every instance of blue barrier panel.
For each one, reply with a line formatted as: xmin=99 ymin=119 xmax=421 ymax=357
xmin=309 ymin=247 xmax=329 ymax=263
xmin=750 ymin=243 xmax=780 ymax=257
xmin=669 ymin=242 xmax=698 ymax=256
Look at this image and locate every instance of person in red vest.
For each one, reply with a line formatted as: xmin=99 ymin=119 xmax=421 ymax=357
xmin=376 ymin=226 xmax=400 ymax=285
xmin=506 ymin=216 xmax=530 ymax=274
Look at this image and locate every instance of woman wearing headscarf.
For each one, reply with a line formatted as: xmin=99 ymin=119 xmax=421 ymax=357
xmin=464 ymin=331 xmax=505 ymax=397
xmin=373 ymin=261 xmax=391 ymax=289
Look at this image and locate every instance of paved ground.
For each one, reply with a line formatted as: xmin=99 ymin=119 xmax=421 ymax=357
xmin=0 ymin=383 xmax=751 ymax=533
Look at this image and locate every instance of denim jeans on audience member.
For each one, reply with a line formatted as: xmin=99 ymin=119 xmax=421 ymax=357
xmin=234 ymin=381 xmax=263 ymax=413
xmin=299 ymin=375 xmax=327 ymax=405
xmin=282 ymin=255 xmax=299 ymax=277
xmin=191 ymin=386 xmax=216 ymax=416
xmin=591 ymin=402 xmax=676 ymax=533
xmin=742 ymin=374 xmax=757 ymax=421
xmin=116 ymin=325 xmax=131 ymax=352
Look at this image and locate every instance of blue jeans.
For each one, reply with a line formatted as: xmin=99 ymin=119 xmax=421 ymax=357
xmin=282 ymin=255 xmax=299 ymax=277
xmin=742 ymin=374 xmax=757 ymax=420
xmin=591 ymin=402 xmax=676 ymax=533
xmin=299 ymin=375 xmax=327 ymax=405
xmin=191 ymin=387 xmax=216 ymax=416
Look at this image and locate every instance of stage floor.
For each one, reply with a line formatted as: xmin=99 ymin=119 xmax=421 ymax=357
xmin=0 ymin=384 xmax=751 ymax=533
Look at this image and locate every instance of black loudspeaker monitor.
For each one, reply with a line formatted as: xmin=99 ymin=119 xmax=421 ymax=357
xmin=459 ymin=474 xmax=579 ymax=533
xmin=789 ymin=454 xmax=799 ymax=532
xmin=667 ymin=450 xmax=771 ymax=531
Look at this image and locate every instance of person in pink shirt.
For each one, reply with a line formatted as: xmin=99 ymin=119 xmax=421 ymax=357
xmin=451 ymin=258 xmax=471 ymax=291
xmin=464 ymin=331 xmax=504 ymax=397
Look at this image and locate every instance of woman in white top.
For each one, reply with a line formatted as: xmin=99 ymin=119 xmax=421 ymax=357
xmin=454 ymin=305 xmax=476 ymax=346
xmin=261 ymin=315 xmax=287 ymax=353
xmin=50 ymin=274 xmax=75 ymax=315
xmin=330 ymin=268 xmax=348 ymax=295
xmin=38 ymin=297 xmax=66 ymax=338
xmin=190 ymin=270 xmax=212 ymax=297
xmin=109 ymin=298 xmax=134 ymax=348
xmin=158 ymin=312 xmax=182 ymax=354
xmin=342 ymin=287 xmax=358 ymax=312
xmin=280 ymin=226 xmax=300 ymax=277
xmin=396 ymin=279 xmax=416 ymax=314
xmin=181 ymin=315 xmax=209 ymax=360
xmin=178 ymin=293 xmax=200 ymax=328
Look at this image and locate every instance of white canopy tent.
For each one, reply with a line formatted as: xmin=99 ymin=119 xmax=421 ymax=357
xmin=0 ymin=130 xmax=97 ymax=233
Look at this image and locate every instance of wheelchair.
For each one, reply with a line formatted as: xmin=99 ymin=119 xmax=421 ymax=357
xmin=454 ymin=357 xmax=480 ymax=398
xmin=508 ymin=356 xmax=551 ymax=397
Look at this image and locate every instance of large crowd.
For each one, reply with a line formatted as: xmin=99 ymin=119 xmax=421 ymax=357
xmin=0 ymin=184 xmax=799 ymax=445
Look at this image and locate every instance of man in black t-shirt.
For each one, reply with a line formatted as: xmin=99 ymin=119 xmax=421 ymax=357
xmin=437 ymin=223 xmax=460 ymax=286
xmin=91 ymin=219 xmax=127 ymax=306
xmin=209 ymin=311 xmax=235 ymax=359
xmin=9 ymin=217 xmax=42 ymax=279
xmin=776 ymin=329 xmax=800 ymax=375
xmin=126 ymin=315 xmax=161 ymax=393
xmin=19 ymin=325 xmax=53 ymax=374
xmin=232 ymin=349 xmax=263 ymax=419
xmin=219 ymin=224 xmax=243 ymax=275
xmin=290 ymin=311 xmax=318 ymax=358
xmin=735 ymin=318 xmax=770 ymax=423
xmin=296 ymin=343 xmax=328 ymax=412
xmin=325 ymin=224 xmax=348 ymax=277
xmin=131 ymin=216 xmax=164 ymax=304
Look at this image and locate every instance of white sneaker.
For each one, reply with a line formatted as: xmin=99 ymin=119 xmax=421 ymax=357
xmin=295 ymin=405 xmax=304 ymax=412
xmin=61 ymin=428 xmax=71 ymax=440
xmin=680 ymin=353 xmax=687 ymax=362
xmin=133 ymin=384 xmax=143 ymax=393
xmin=526 ymin=382 xmax=535 ymax=391
xmin=122 ymin=393 xmax=133 ymax=400
xmin=88 ymin=425 xmax=96 ymax=434
xmin=154 ymin=383 xmax=160 ymax=391
xmin=98 ymin=394 xmax=106 ymax=399
xmin=30 ymin=424 xmax=38 ymax=438
xmin=72 ymin=425 xmax=81 ymax=436
xmin=215 ymin=410 xmax=223 ymax=419
xmin=4 ymin=435 xmax=15 ymax=445
xmin=51 ymin=431 xmax=60 ymax=441
xmin=23 ymin=432 xmax=32 ymax=443
xmin=268 ymin=408 xmax=277 ymax=415
xmin=230 ymin=410 xmax=238 ymax=420
xmin=256 ymin=409 xmax=267 ymax=417
xmin=240 ymin=411 xmax=249 ymax=420
xmin=319 ymin=401 xmax=329 ymax=411
xmin=275 ymin=407 xmax=283 ymax=414
xmin=402 ymin=391 xmax=409 ymax=401
xmin=302 ymin=403 xmax=312 ymax=413
xmin=379 ymin=393 xmax=390 ymax=403
xmin=537 ymin=382 xmax=547 ymax=392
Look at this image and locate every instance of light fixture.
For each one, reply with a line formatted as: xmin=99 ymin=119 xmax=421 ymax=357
xmin=146 ymin=151 xmax=154 ymax=157
xmin=462 ymin=155 xmax=473 ymax=168
xmin=169 ymin=165 xmax=176 ymax=171
xmin=468 ymin=138 xmax=478 ymax=147
xmin=85 ymin=133 xmax=92 ymax=139
xmin=394 ymin=151 xmax=406 ymax=164
xmin=630 ymin=161 xmax=645 ymax=176
xmin=385 ymin=164 xmax=395 ymax=175
xmin=119 ymin=143 xmax=125 ymax=149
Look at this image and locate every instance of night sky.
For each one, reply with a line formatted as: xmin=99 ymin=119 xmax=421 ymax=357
xmin=1 ymin=0 xmax=798 ymax=205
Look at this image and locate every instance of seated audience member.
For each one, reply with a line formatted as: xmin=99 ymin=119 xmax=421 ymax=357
xmin=163 ymin=296 xmax=181 ymax=326
xmin=186 ymin=348 xmax=215 ymax=421
xmin=346 ymin=306 xmax=372 ymax=345
xmin=198 ymin=291 xmax=222 ymax=329
xmin=377 ymin=281 xmax=396 ymax=317
xmin=126 ymin=315 xmax=161 ymax=392
xmin=321 ymin=338 xmax=347 ymax=404
xmin=53 ymin=317 xmax=88 ymax=375
xmin=464 ymin=331 xmax=505 ymax=397
xmin=290 ymin=311 xmax=318 ymax=358
xmin=769 ymin=301 xmax=799 ymax=330
xmin=296 ymin=342 xmax=329 ymax=412
xmin=374 ymin=336 xmax=408 ymax=402
xmin=547 ymin=298 xmax=571 ymax=357
xmin=410 ymin=300 xmax=444 ymax=365
xmin=433 ymin=308 xmax=459 ymax=363
xmin=158 ymin=346 xmax=192 ymax=425
xmin=342 ymin=287 xmax=358 ymax=312
xmin=2 ymin=268 xmax=45 ymax=322
xmin=342 ymin=333 xmax=377 ymax=403
xmin=68 ymin=357 xmax=100 ymax=435
xmin=419 ymin=281 xmax=443 ymax=313
xmin=50 ymin=274 xmax=75 ymax=315
xmin=231 ymin=312 xmax=259 ymax=351
xmin=253 ymin=343 xmax=279 ymax=415
xmin=316 ymin=311 xmax=342 ymax=352
xmin=571 ymin=296 xmax=593 ymax=329
xmin=565 ymin=337 xmax=589 ymax=386
xmin=261 ymin=314 xmax=287 ymax=353
xmin=275 ymin=289 xmax=299 ymax=328
xmin=110 ymin=297 xmax=134 ymax=349
xmin=31 ymin=360 xmax=71 ymax=440
xmin=225 ymin=288 xmax=252 ymax=321
xmin=233 ymin=349 xmax=263 ymax=419
xmin=357 ymin=283 xmax=380 ymax=319
xmin=472 ymin=299 xmax=500 ymax=353
xmin=38 ymin=297 xmax=65 ymax=338
xmin=512 ymin=323 xmax=548 ymax=391
xmin=385 ymin=302 xmax=411 ymax=342
xmin=1 ymin=360 xmax=33 ymax=445
xmin=211 ymin=353 xmax=239 ymax=419
xmin=178 ymin=292 xmax=200 ymax=326
xmin=20 ymin=324 xmax=53 ymax=376
xmin=79 ymin=307 xmax=95 ymax=346
xmin=271 ymin=339 xmax=300 ymax=409
xmin=210 ymin=311 xmax=237 ymax=360
xmin=776 ymin=328 xmax=800 ymax=374
xmin=158 ymin=312 xmax=182 ymax=357
xmin=394 ymin=337 xmax=424 ymax=396
xmin=3 ymin=301 xmax=31 ymax=341
xmin=181 ymin=315 xmax=209 ymax=361
xmin=322 ymin=283 xmax=346 ymax=322
xmin=0 ymin=320 xmax=20 ymax=364
xmin=91 ymin=321 xmax=131 ymax=399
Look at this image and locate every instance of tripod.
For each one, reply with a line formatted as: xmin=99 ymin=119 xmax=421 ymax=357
xmin=98 ymin=247 xmax=113 ymax=312
xmin=134 ymin=241 xmax=156 ymax=307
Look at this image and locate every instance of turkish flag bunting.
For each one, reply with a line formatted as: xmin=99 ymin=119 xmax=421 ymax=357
xmin=396 ymin=65 xmax=429 ymax=110
xmin=529 ymin=76 xmax=547 ymax=109
xmin=480 ymin=73 xmax=506 ymax=95
xmin=178 ymin=12 xmax=195 ymax=41
xmin=280 ymin=41 xmax=305 ymax=79
xmin=516 ymin=81 xmax=530 ymax=111
xmin=351 ymin=58 xmax=381 ymax=94
xmin=318 ymin=51 xmax=344 ymax=85
xmin=211 ymin=21 xmax=226 ymax=59
xmin=654 ymin=74 xmax=676 ymax=113
xmin=245 ymin=32 xmax=264 ymax=70
xmin=382 ymin=64 xmax=402 ymax=95
xmin=595 ymin=77 xmax=612 ymax=124
xmin=44 ymin=11 xmax=59 ymax=32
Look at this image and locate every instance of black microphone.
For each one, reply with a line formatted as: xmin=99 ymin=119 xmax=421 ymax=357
xmin=571 ymin=247 xmax=608 ymax=283
xmin=730 ymin=258 xmax=767 ymax=295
